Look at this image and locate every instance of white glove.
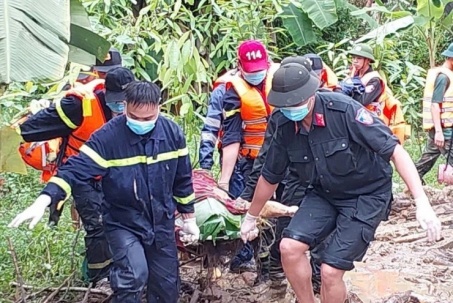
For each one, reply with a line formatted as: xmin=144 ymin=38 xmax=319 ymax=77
xmin=240 ymin=212 xmax=259 ymax=243
xmin=415 ymin=194 xmax=442 ymax=242
xmin=179 ymin=217 xmax=200 ymax=245
xmin=29 ymin=99 xmax=51 ymax=114
xmin=8 ymin=195 xmax=51 ymax=229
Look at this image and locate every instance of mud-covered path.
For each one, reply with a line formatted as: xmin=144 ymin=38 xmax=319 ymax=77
xmin=178 ymin=186 xmax=453 ymax=303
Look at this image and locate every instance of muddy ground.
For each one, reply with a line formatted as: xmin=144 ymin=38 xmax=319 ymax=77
xmin=9 ymin=186 xmax=453 ymax=303
xmin=176 ymin=185 xmax=453 ymax=303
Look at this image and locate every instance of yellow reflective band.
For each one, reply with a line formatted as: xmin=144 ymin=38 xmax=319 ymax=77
xmin=87 ymin=258 xmax=112 ymax=269
xmin=15 ymin=126 xmax=21 ymax=135
xmin=55 ymin=98 xmax=78 ymax=129
xmin=147 ymin=150 xmax=179 ymax=164
xmin=225 ymin=108 xmax=241 ymax=118
xmin=80 ymin=145 xmax=110 ymax=168
xmin=49 ymin=176 xmax=72 ymax=197
xmin=178 ymin=147 xmax=189 ymax=156
xmin=80 ymin=145 xmax=188 ymax=168
xmin=174 ymin=193 xmax=195 ymax=205
xmin=82 ymin=97 xmax=93 ymax=117
xmin=49 ymin=176 xmax=72 ymax=211
xmin=109 ymin=155 xmax=147 ymax=167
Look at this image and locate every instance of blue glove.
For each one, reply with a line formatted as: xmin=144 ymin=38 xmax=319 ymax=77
xmin=349 ymin=76 xmax=365 ymax=95
xmin=340 ymin=77 xmax=365 ymax=96
xmin=339 ymin=81 xmax=355 ymax=96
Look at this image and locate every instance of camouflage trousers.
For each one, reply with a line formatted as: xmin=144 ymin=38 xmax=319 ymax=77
xmin=415 ymin=129 xmax=453 ymax=182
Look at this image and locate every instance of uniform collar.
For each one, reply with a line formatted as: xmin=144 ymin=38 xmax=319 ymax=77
xmin=126 ymin=115 xmax=165 ymax=146
xmin=312 ymin=94 xmax=326 ymax=127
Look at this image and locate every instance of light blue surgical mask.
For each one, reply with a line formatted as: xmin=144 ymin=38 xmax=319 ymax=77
xmin=106 ymin=102 xmax=125 ymax=114
xmin=243 ymin=70 xmax=267 ymax=86
xmin=126 ymin=116 xmax=158 ymax=135
xmin=280 ymin=103 xmax=310 ymax=121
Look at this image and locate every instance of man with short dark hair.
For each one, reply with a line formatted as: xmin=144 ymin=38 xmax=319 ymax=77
xmin=13 ymin=65 xmax=134 ymax=286
xmin=10 ymin=81 xmax=199 ymax=303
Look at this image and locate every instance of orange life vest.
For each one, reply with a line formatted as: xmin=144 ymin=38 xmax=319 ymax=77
xmin=213 ymin=69 xmax=240 ymax=89
xmin=63 ymin=79 xmax=107 ymax=158
xmin=217 ymin=63 xmax=280 ymax=159
xmin=17 ymin=79 xmax=107 ymax=182
xmin=321 ymin=63 xmax=339 ymax=91
xmin=359 ymin=71 xmax=409 ymax=144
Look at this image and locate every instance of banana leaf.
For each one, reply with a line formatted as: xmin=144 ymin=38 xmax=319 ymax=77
xmin=0 ymin=0 xmax=110 ymax=84
xmin=195 ymin=198 xmax=243 ymax=242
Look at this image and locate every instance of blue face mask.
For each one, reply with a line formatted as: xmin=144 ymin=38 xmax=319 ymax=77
xmin=107 ymin=102 xmax=125 ymax=114
xmin=243 ymin=70 xmax=267 ymax=86
xmin=280 ymin=103 xmax=310 ymax=121
xmin=126 ymin=116 xmax=157 ymax=135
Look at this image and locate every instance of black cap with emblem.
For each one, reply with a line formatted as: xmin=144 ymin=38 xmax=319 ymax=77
xmin=268 ymin=63 xmax=320 ymax=108
xmin=105 ymin=67 xmax=135 ymax=103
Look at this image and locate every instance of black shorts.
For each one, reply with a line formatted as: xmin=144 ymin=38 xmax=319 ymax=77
xmin=282 ymin=189 xmax=392 ymax=271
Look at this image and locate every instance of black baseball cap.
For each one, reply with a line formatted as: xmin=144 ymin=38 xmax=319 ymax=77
xmin=105 ymin=67 xmax=135 ymax=103
xmin=94 ymin=48 xmax=122 ymax=73
xmin=305 ymin=53 xmax=324 ymax=76
xmin=268 ymin=63 xmax=320 ymax=108
xmin=281 ymin=55 xmax=318 ymax=77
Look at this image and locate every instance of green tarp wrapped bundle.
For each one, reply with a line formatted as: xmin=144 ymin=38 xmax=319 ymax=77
xmin=195 ymin=197 xmax=243 ymax=241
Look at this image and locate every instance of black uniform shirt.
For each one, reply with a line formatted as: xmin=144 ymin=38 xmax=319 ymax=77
xmin=261 ymin=91 xmax=399 ymax=200
xmin=352 ymin=67 xmax=383 ymax=106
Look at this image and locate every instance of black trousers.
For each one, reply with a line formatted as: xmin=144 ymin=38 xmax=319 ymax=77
xmin=72 ymin=182 xmax=112 ymax=283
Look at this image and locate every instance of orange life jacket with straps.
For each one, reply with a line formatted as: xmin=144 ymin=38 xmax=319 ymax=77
xmin=215 ymin=63 xmax=280 ymax=159
xmin=61 ymin=79 xmax=107 ymax=158
xmin=17 ymin=79 xmax=107 ymax=182
xmin=358 ymin=71 xmax=410 ymax=144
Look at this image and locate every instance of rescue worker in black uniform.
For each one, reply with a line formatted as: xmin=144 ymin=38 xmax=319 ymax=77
xmin=240 ymin=63 xmax=442 ymax=303
xmin=10 ymin=55 xmax=134 ymax=286
xmin=237 ymin=56 xmax=324 ymax=296
xmin=10 ymin=81 xmax=200 ymax=303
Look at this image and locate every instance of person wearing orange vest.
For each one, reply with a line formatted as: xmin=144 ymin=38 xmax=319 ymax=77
xmin=342 ymin=44 xmax=384 ymax=107
xmin=214 ymin=40 xmax=279 ymax=276
xmin=415 ymin=43 xmax=453 ymax=183
xmin=342 ymin=44 xmax=409 ymax=144
xmin=217 ymin=40 xmax=279 ymax=193
xmin=15 ymin=62 xmax=135 ymax=287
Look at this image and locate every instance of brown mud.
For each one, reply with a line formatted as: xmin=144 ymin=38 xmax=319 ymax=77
xmin=9 ymin=186 xmax=453 ymax=303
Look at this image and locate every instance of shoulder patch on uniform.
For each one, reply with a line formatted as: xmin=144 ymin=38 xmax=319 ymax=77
xmin=355 ymin=108 xmax=373 ymax=125
xmin=365 ymin=85 xmax=375 ymax=93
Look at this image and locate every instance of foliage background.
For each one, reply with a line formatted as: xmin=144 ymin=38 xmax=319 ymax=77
xmin=1 ymin=0 xmax=453 ymax=301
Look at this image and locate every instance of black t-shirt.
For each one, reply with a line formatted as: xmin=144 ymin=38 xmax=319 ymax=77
xmin=260 ymin=91 xmax=398 ymax=200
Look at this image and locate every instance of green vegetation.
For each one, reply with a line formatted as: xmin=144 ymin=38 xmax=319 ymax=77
xmin=1 ymin=0 xmax=453 ymax=300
